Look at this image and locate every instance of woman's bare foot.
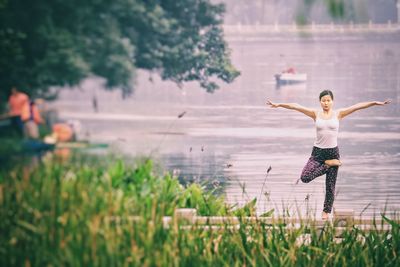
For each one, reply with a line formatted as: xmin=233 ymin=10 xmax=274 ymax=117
xmin=322 ymin=212 xmax=330 ymax=220
xmin=325 ymin=159 xmax=342 ymax=167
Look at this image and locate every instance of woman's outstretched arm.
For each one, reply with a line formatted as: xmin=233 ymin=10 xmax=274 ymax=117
xmin=266 ymin=100 xmax=316 ymax=120
xmin=338 ymin=99 xmax=391 ymax=119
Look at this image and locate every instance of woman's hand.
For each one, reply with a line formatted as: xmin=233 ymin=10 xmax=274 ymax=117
xmin=266 ymin=100 xmax=279 ymax=108
xmin=375 ymin=99 xmax=391 ymax=106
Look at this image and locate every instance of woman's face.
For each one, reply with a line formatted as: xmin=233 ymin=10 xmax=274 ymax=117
xmin=320 ymin=95 xmax=333 ymax=111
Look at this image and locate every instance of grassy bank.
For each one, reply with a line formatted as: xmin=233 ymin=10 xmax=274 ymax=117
xmin=0 ymin=157 xmax=399 ymax=266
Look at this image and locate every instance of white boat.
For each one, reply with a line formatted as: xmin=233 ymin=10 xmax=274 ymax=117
xmin=275 ymin=73 xmax=307 ymax=85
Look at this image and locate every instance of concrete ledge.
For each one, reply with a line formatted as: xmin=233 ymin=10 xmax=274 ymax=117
xmin=174 ymin=208 xmax=197 ymax=224
xmin=104 ymin=209 xmax=399 ymax=235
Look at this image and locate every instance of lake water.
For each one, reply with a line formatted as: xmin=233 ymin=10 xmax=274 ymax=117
xmin=54 ymin=32 xmax=400 ymax=217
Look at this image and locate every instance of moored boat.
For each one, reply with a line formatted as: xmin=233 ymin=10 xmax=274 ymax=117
xmin=275 ymin=72 xmax=307 ymax=84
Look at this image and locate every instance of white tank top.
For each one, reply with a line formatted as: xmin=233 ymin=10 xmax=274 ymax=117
xmin=314 ymin=111 xmax=339 ymax=148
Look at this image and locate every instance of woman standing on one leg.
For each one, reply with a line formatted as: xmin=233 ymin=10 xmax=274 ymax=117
xmin=266 ymin=90 xmax=391 ymax=220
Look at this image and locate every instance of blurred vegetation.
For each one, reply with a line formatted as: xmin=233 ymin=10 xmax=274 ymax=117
xmin=0 ymin=137 xmax=23 ymax=157
xmin=1 ymin=157 xmax=399 ymax=266
xmin=297 ymin=0 xmax=346 ymax=25
xmin=0 ymin=0 xmax=240 ymax=109
xmin=223 ymin=0 xmax=384 ymax=25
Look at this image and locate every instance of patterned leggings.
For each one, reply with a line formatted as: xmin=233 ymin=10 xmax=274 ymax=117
xmin=300 ymin=146 xmax=340 ymax=213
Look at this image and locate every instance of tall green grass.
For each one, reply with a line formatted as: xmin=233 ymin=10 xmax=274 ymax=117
xmin=0 ymin=157 xmax=399 ymax=266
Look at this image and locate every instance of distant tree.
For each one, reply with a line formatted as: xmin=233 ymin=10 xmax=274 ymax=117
xmin=297 ymin=0 xmax=346 ymax=24
xmin=0 ymin=0 xmax=240 ymax=109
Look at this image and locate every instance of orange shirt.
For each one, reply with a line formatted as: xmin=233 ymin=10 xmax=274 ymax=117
xmin=9 ymin=92 xmax=29 ymax=116
xmin=52 ymin=123 xmax=74 ymax=142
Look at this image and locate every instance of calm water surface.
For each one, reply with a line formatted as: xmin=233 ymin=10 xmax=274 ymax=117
xmin=55 ymin=33 xmax=400 ymax=217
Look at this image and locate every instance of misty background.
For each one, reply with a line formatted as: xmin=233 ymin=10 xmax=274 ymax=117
xmin=219 ymin=0 xmax=399 ymax=25
xmin=51 ymin=1 xmax=400 ymax=217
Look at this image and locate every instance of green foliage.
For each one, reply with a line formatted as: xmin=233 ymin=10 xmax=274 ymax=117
xmin=325 ymin=0 xmax=345 ymax=19
xmin=233 ymin=197 xmax=257 ymax=217
xmin=260 ymin=208 xmax=275 ymax=217
xmin=297 ymin=0 xmax=347 ymax=25
xmin=179 ymin=183 xmax=228 ymax=216
xmin=0 ymin=158 xmax=399 ymax=266
xmin=0 ymin=137 xmax=22 ymax=155
xmin=0 ymin=0 xmax=239 ymax=106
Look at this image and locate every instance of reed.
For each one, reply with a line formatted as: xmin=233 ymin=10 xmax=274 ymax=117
xmin=0 ymin=157 xmax=398 ymax=266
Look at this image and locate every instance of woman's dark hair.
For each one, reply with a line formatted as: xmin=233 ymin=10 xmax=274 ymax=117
xmin=319 ymin=90 xmax=334 ymax=100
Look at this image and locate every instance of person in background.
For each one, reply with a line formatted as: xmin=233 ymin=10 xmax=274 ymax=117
xmin=283 ymin=67 xmax=296 ymax=74
xmin=52 ymin=123 xmax=75 ymax=142
xmin=8 ymin=87 xmax=29 ymax=136
xmin=44 ymin=120 xmax=79 ymax=144
xmin=35 ymin=98 xmax=48 ymax=124
xmin=21 ymin=99 xmax=44 ymax=139
xmin=92 ymin=94 xmax=98 ymax=113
